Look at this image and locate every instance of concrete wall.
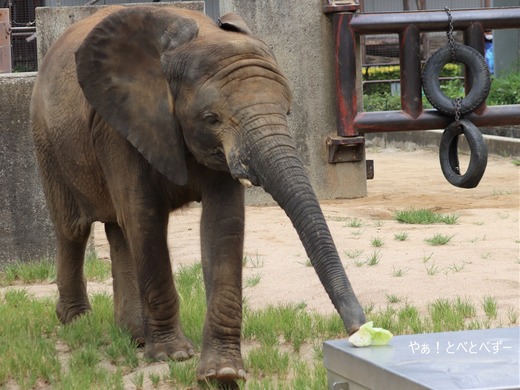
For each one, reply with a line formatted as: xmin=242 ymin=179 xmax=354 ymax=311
xmin=36 ymin=2 xmax=205 ymax=62
xmin=220 ymin=0 xmax=368 ymax=204
xmin=0 ymin=1 xmax=367 ymax=266
xmin=0 ymin=73 xmax=56 ymax=267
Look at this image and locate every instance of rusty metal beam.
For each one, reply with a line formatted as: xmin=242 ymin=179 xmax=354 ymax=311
xmin=349 ymin=7 xmax=520 ymax=34
xmin=399 ymin=24 xmax=422 ymax=119
xmin=333 ymin=12 xmax=362 ymax=137
xmin=355 ymin=105 xmax=520 ymax=133
xmin=0 ymin=9 xmax=11 ymax=74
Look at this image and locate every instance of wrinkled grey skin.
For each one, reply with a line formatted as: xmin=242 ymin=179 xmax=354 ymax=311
xmin=30 ymin=5 xmax=365 ymax=384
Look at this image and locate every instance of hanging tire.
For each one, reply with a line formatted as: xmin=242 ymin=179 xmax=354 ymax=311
xmin=439 ymin=119 xmax=488 ymax=188
xmin=423 ymin=44 xmax=491 ymax=116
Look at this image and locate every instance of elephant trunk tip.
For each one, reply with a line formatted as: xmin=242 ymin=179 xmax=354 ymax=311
xmin=340 ymin=302 xmax=367 ymax=336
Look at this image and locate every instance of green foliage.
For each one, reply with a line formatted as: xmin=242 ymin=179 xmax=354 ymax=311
xmin=394 ymin=208 xmax=459 ymax=225
xmin=487 ymin=71 xmax=520 ymax=105
xmin=363 ymin=65 xmax=519 ymax=111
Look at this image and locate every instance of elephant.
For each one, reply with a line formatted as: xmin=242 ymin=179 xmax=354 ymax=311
xmin=30 ymin=5 xmax=366 ymax=384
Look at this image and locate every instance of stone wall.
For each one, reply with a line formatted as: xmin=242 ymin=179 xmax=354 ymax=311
xmin=0 ymin=73 xmax=55 ymax=267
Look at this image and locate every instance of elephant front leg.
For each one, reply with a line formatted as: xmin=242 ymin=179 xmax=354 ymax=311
xmin=125 ymin=216 xmax=195 ymax=361
xmin=105 ymin=222 xmax=144 ymax=344
xmin=197 ymin=179 xmax=246 ymax=384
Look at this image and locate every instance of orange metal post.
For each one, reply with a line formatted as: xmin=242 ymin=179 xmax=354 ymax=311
xmin=0 ymin=9 xmax=11 ymax=73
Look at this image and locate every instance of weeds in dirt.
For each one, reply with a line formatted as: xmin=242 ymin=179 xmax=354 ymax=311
xmin=0 ymin=260 xmax=516 ymax=389
xmin=298 ymin=258 xmax=313 ymax=267
xmin=370 ymin=237 xmax=384 ymax=248
xmin=373 ymin=220 xmax=385 ymax=227
xmin=345 ymin=218 xmax=363 ymax=228
xmin=245 ymin=273 xmax=262 ymax=288
xmin=392 ymin=266 xmax=407 ymax=277
xmin=393 ymin=232 xmax=408 ymax=241
xmin=344 ymin=249 xmax=364 ymax=259
xmin=482 ymin=296 xmax=498 ymax=319
xmin=386 ymin=294 xmax=402 ymax=304
xmin=507 ymin=307 xmax=519 ymax=325
xmin=394 ymin=208 xmax=459 ymax=225
xmin=446 ymin=262 xmax=465 ymax=273
xmin=425 ymin=233 xmax=454 ymax=246
xmin=243 ymin=251 xmax=264 ymax=268
xmin=351 ymin=229 xmax=365 ymax=237
xmin=366 ymin=250 xmax=381 ymax=266
xmin=425 ymin=261 xmax=440 ymax=276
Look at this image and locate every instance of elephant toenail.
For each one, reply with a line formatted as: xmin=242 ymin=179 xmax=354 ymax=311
xmin=218 ymin=367 xmax=237 ymax=376
xmin=156 ymin=352 xmax=168 ymax=361
xmin=206 ymin=369 xmax=216 ymax=377
xmin=238 ymin=369 xmax=246 ymax=378
xmin=173 ymin=350 xmax=189 ymax=360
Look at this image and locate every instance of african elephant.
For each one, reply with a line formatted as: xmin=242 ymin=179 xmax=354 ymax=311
xmin=30 ymin=5 xmax=365 ymax=384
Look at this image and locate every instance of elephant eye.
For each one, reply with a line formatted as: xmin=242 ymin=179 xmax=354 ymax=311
xmin=202 ymin=112 xmax=221 ymax=125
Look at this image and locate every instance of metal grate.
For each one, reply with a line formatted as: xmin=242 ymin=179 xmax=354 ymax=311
xmin=0 ymin=0 xmax=219 ymax=73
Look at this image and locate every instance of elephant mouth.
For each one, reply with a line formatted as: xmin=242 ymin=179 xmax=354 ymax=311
xmin=225 ymin=148 xmax=261 ymax=188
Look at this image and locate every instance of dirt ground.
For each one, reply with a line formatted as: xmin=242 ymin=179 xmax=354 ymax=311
xmin=82 ymin=146 xmax=518 ymax=326
xmin=9 ymin=147 xmax=519 ymax=324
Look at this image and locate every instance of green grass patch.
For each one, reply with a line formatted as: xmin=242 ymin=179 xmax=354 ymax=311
xmin=394 ymin=208 xmax=459 ymax=225
xmin=0 ymin=252 xmax=111 ymax=287
xmin=425 ymin=233 xmax=454 ymax=246
xmin=0 ymin=260 xmax=514 ymax=388
xmin=370 ymin=237 xmax=385 ymax=248
xmin=394 ymin=232 xmax=409 ymax=241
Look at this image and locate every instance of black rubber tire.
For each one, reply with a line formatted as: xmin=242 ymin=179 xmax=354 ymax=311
xmin=439 ymin=119 xmax=488 ymax=188
xmin=423 ymin=44 xmax=491 ymax=116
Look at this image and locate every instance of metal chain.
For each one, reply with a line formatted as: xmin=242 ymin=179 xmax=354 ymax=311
xmin=445 ymin=6 xmax=463 ymax=126
xmin=444 ymin=7 xmax=456 ymax=63
xmin=454 ymin=97 xmax=463 ymax=130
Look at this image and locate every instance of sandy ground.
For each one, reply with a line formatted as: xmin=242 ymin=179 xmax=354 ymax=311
xmin=5 ymin=147 xmax=519 ymax=325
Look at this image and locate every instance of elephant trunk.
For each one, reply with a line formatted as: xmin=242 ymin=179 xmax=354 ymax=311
xmin=245 ymin=134 xmax=366 ymax=334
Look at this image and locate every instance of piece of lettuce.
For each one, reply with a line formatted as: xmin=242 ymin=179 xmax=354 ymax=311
xmin=348 ymin=321 xmax=393 ymax=347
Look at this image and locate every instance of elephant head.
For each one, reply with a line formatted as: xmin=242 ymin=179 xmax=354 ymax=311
xmin=74 ymin=6 xmax=365 ymax=334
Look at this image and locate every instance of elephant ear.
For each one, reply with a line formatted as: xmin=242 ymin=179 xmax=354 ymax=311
xmin=218 ymin=13 xmax=252 ymax=34
xmin=75 ymin=6 xmax=199 ymax=186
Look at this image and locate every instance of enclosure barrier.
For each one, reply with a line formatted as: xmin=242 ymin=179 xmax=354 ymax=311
xmin=0 ymin=9 xmax=10 ymax=73
xmin=323 ymin=2 xmax=520 ymax=174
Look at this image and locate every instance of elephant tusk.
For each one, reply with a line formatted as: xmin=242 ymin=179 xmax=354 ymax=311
xmin=239 ymin=178 xmax=253 ymax=188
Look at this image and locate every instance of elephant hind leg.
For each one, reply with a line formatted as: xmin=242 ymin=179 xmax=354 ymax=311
xmin=33 ymin=138 xmax=92 ymax=323
xmin=105 ymin=222 xmax=144 ymax=344
xmin=55 ymin=224 xmax=92 ymax=324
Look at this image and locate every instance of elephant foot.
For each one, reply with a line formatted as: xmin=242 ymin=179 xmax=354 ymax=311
xmin=197 ymin=348 xmax=246 ymax=386
xmin=144 ymin=333 xmax=195 ymax=361
xmin=115 ymin=316 xmax=145 ymax=347
xmin=56 ymin=296 xmax=91 ymax=324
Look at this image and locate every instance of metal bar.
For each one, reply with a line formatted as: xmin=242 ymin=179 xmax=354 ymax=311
xmin=349 ymin=7 xmax=520 ymax=34
xmin=10 ymin=27 xmax=36 ymax=32
xmin=333 ymin=12 xmax=361 ymax=137
xmin=399 ymin=25 xmax=422 ymax=119
xmin=355 ymin=105 xmax=520 ymax=133
xmin=464 ymin=23 xmax=487 ymax=115
xmin=0 ymin=9 xmax=11 ymax=74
